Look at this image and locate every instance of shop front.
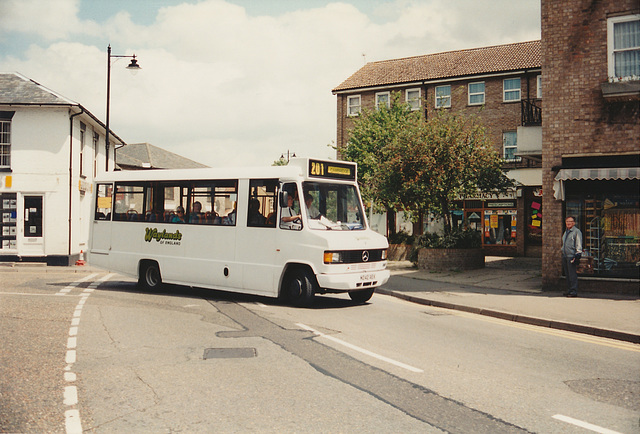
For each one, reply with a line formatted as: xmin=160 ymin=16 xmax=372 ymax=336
xmin=554 ymin=168 xmax=640 ymax=280
xmin=451 ymin=191 xmax=520 ymax=256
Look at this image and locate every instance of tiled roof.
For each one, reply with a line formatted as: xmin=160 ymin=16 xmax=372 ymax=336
xmin=333 ymin=40 xmax=541 ymax=92
xmin=0 ymin=72 xmax=77 ymax=105
xmin=117 ymin=143 xmax=208 ymax=170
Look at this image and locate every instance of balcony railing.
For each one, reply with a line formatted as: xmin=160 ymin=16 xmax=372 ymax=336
xmin=521 ymin=99 xmax=542 ymax=126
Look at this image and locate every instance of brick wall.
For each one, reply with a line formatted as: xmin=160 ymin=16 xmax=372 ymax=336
xmin=417 ymin=247 xmax=485 ymax=271
xmin=336 ymin=72 xmax=542 ymax=159
xmin=541 ymin=0 xmax=640 ymax=289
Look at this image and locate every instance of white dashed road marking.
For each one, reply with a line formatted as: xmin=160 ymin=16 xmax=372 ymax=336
xmin=297 ymin=323 xmax=423 ymax=373
xmin=63 ymin=273 xmax=114 ymax=434
xmin=55 ymin=273 xmax=98 ymax=296
xmin=552 ymin=414 xmax=623 ymax=434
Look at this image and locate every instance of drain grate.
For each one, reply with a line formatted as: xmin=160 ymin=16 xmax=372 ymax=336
xmin=203 ymin=348 xmax=257 ymax=360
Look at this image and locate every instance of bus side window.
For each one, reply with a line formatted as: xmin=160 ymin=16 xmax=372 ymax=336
xmin=248 ymin=179 xmax=278 ymax=228
xmin=94 ymin=183 xmax=113 ymax=221
xmin=114 ymin=183 xmax=144 ymax=221
xmin=213 ymin=180 xmax=237 ymax=225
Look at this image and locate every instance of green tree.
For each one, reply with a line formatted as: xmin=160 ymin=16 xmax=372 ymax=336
xmin=400 ymin=110 xmax=513 ymax=234
xmin=343 ymin=93 xmax=513 ymax=235
xmin=342 ymin=93 xmax=422 ymax=234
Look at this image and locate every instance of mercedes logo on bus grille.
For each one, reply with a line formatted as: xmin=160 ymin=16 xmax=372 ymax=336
xmin=362 ymin=251 xmax=370 ymax=262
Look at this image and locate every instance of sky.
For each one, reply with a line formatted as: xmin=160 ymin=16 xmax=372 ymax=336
xmin=0 ymin=0 xmax=541 ymax=168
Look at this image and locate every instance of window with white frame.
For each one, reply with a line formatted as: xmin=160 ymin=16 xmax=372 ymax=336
xmin=406 ymin=88 xmax=421 ymax=110
xmin=537 ymin=75 xmax=542 ymax=99
xmin=607 ymin=15 xmax=640 ymax=79
xmin=80 ymin=122 xmax=86 ymax=177
xmin=468 ymin=82 xmax=485 ymax=105
xmin=503 ymin=78 xmax=521 ymax=102
xmin=435 ymin=85 xmax=451 ymax=108
xmin=375 ymin=91 xmax=390 ymax=110
xmin=347 ymin=95 xmax=361 ymax=116
xmin=93 ymin=132 xmax=99 ymax=177
xmin=503 ymin=131 xmax=518 ymax=161
xmin=0 ymin=112 xmax=13 ymax=169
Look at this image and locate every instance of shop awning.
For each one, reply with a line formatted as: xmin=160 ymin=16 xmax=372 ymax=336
xmin=553 ymin=167 xmax=640 ymax=200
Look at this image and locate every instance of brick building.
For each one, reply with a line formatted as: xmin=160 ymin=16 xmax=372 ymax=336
xmin=541 ymin=1 xmax=639 ymax=292
xmin=333 ymin=41 xmax=543 ymax=257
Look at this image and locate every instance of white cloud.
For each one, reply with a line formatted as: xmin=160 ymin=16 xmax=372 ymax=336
xmin=0 ymin=0 xmax=99 ymax=40
xmin=0 ymin=0 xmax=540 ymax=168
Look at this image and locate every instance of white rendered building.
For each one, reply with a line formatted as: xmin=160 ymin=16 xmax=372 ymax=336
xmin=0 ymin=73 xmax=124 ymax=265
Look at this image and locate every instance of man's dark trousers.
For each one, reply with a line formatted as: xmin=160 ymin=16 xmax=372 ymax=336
xmin=563 ymin=255 xmax=578 ymax=293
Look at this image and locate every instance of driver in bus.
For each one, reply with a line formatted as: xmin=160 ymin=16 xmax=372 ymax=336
xmin=281 ymin=194 xmax=301 ymax=229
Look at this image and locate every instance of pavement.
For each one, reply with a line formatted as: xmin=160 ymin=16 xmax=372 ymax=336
xmin=379 ymin=256 xmax=640 ymax=344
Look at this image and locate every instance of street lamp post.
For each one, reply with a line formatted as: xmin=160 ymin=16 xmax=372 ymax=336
xmin=105 ymin=44 xmax=140 ymax=171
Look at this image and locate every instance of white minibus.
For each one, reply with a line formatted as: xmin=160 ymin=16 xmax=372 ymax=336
xmin=89 ymin=158 xmax=389 ymax=306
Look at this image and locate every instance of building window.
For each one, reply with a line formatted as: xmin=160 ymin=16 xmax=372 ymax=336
xmin=608 ymin=15 xmax=640 ymax=79
xmin=468 ymin=82 xmax=485 ymax=105
xmin=79 ymin=122 xmax=86 ymax=177
xmin=537 ymin=75 xmax=542 ymax=99
xmin=0 ymin=121 xmax=10 ymax=169
xmin=503 ymin=131 xmax=518 ymax=161
xmin=435 ymin=85 xmax=451 ymax=108
xmin=0 ymin=112 xmax=14 ymax=169
xmin=347 ymin=95 xmax=361 ymax=116
xmin=93 ymin=132 xmax=99 ymax=177
xmin=406 ymin=88 xmax=420 ymax=110
xmin=375 ymin=92 xmax=390 ymax=110
xmin=503 ymin=78 xmax=521 ymax=102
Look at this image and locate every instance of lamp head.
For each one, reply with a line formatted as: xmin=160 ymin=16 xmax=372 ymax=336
xmin=126 ymin=55 xmax=141 ymax=74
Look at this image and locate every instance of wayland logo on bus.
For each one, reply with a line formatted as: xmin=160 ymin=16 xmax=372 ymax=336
xmin=144 ymin=227 xmax=182 ymax=245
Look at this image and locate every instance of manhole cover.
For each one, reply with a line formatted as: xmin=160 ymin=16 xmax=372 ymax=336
xmin=203 ymin=348 xmax=257 ymax=359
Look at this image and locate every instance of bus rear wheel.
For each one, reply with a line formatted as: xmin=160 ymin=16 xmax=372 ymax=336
xmin=139 ymin=261 xmax=162 ymax=291
xmin=348 ymin=288 xmax=374 ymax=303
xmin=284 ymin=268 xmax=316 ymax=307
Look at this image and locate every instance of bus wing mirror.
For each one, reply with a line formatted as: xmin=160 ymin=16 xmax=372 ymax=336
xmin=279 ymin=191 xmax=289 ymax=208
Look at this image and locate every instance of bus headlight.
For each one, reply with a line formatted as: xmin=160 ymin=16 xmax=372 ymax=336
xmin=381 ymin=249 xmax=387 ymax=260
xmin=324 ymin=251 xmax=342 ymax=264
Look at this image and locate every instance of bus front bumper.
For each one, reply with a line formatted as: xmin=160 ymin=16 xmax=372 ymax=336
xmin=316 ymin=268 xmax=390 ymax=292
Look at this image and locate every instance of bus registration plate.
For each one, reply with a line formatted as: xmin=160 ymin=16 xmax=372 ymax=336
xmin=360 ymin=273 xmax=376 ymax=281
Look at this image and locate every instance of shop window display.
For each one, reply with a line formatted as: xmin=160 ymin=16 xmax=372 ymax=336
xmin=565 ymin=180 xmax=639 ymax=279
xmin=484 ymin=210 xmax=517 ymax=245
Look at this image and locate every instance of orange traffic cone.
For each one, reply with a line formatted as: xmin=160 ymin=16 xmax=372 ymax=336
xmin=75 ymin=250 xmax=86 ymax=266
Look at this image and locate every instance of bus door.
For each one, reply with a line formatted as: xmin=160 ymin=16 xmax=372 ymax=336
xmin=236 ymin=179 xmax=279 ymax=295
xmin=91 ymin=183 xmax=113 ymax=257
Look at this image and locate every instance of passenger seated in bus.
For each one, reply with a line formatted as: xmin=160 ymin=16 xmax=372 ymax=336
xmin=281 ymin=194 xmax=301 ymax=229
xmin=248 ymin=198 xmax=266 ymax=226
xmin=188 ymin=201 xmax=203 ymax=224
xmin=171 ymin=206 xmax=186 ymax=223
xmin=222 ymin=203 xmax=236 ymax=225
xmin=304 ymin=193 xmax=321 ymax=219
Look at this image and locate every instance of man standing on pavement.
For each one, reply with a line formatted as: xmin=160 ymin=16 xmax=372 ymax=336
xmin=561 ymin=216 xmax=583 ymax=297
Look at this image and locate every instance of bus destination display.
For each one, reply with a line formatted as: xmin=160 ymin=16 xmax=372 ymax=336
xmin=308 ymin=159 xmax=356 ymax=181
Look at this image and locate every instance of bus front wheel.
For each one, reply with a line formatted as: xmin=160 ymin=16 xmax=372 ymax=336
xmin=348 ymin=288 xmax=374 ymax=303
xmin=284 ymin=268 xmax=316 ymax=307
xmin=139 ymin=261 xmax=162 ymax=291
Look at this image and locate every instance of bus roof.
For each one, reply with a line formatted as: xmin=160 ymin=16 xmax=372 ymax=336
xmin=94 ymin=157 xmax=357 ymax=184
